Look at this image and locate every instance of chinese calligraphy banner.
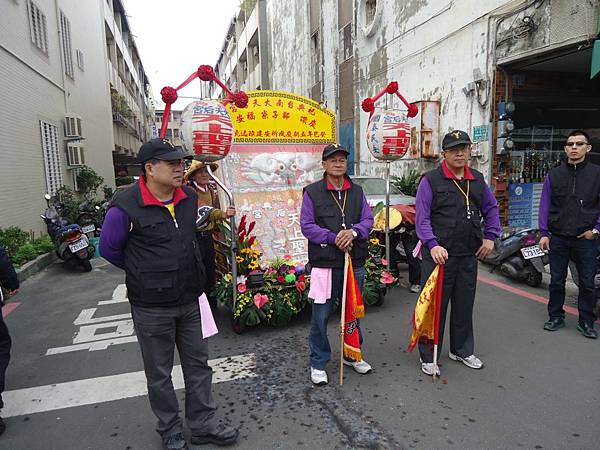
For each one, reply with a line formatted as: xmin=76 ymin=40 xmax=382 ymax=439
xmin=220 ymin=144 xmax=326 ymax=263
xmin=225 ymin=90 xmax=336 ymax=144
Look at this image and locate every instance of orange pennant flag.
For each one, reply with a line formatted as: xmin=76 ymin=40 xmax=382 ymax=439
xmin=407 ymin=264 xmax=444 ymax=352
xmin=343 ymin=256 xmax=364 ymax=362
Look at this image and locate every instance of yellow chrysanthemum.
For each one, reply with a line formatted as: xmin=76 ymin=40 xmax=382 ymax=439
xmin=369 ymin=238 xmax=380 ymax=245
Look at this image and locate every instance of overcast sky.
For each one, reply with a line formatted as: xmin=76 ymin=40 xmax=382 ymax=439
xmin=123 ymin=0 xmax=240 ymax=110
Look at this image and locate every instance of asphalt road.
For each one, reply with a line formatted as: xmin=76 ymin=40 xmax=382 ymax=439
xmin=1 ymin=258 xmax=598 ymax=450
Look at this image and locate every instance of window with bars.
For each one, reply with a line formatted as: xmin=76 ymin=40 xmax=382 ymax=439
xmin=59 ymin=11 xmax=74 ymax=78
xmin=40 ymin=121 xmax=63 ymax=195
xmin=27 ymin=0 xmax=48 ymax=54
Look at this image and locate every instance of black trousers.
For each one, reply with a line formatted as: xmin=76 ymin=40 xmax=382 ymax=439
xmin=418 ymin=249 xmax=478 ymax=363
xmin=131 ymin=302 xmax=217 ymax=436
xmin=389 ymin=232 xmax=421 ymax=285
xmin=0 ymin=312 xmax=11 ymax=406
xmin=196 ymin=232 xmax=216 ymax=299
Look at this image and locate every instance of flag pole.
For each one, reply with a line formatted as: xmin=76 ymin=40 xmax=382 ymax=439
xmin=432 ymin=344 xmax=438 ymax=382
xmin=339 ymin=251 xmax=350 ymax=386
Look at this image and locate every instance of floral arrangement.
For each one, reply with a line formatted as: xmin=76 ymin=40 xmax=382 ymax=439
xmin=362 ymin=237 xmax=397 ymax=306
xmin=212 ymin=215 xmax=396 ymax=331
xmin=212 ymin=254 xmax=310 ymax=330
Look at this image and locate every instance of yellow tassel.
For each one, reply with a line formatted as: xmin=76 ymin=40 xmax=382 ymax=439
xmin=343 ymin=345 xmax=362 ymax=362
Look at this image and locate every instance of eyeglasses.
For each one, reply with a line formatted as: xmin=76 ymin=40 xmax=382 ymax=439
xmin=565 ymin=141 xmax=589 ymax=147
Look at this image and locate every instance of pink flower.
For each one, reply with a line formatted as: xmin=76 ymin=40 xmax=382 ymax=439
xmin=237 ymin=283 xmax=247 ymax=293
xmin=381 ymin=258 xmax=389 ymax=266
xmin=295 ymin=281 xmax=306 ymax=293
xmin=380 ymin=272 xmax=396 ymax=285
xmin=253 ymin=293 xmax=269 ymax=309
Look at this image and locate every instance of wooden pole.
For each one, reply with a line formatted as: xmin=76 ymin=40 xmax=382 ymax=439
xmin=339 ymin=252 xmax=350 ymax=386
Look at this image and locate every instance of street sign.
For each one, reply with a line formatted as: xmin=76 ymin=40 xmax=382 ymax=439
xmin=472 ymin=124 xmax=489 ymax=142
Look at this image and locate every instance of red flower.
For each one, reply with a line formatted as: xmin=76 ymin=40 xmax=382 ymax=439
xmin=287 ymin=269 xmax=295 ymax=275
xmin=238 ymin=230 xmax=246 ymax=244
xmin=238 ymin=215 xmax=247 ymax=233
xmin=277 ymin=275 xmax=285 ymax=283
xmin=237 ymin=283 xmax=247 ymax=293
xmin=247 ymin=221 xmax=256 ymax=234
xmin=298 ymin=274 xmax=305 ymax=282
xmin=248 ymin=236 xmax=256 ymax=247
xmin=295 ymin=281 xmax=306 ymax=293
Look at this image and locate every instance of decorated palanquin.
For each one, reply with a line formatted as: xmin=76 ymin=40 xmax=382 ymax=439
xmin=218 ymin=91 xmax=336 ymax=263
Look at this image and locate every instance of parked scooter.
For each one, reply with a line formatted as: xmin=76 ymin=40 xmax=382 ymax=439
xmin=76 ymin=201 xmax=100 ymax=238
xmin=482 ymin=227 xmax=548 ymax=287
xmin=41 ymin=194 xmax=94 ymax=272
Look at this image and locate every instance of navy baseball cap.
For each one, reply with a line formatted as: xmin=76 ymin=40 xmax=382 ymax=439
xmin=442 ymin=130 xmax=473 ymax=150
xmin=322 ymin=143 xmax=350 ymax=160
xmin=137 ymin=138 xmax=192 ymax=163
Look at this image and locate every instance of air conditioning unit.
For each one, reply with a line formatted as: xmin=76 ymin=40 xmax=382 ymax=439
xmin=64 ymin=114 xmax=83 ymax=138
xmin=66 ymin=143 xmax=85 ymax=167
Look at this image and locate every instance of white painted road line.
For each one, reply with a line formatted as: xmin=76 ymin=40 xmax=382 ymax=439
xmin=2 ymin=353 xmax=256 ymax=418
xmin=98 ymin=284 xmax=128 ymax=305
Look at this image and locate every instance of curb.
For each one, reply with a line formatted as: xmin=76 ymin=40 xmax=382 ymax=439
xmin=16 ymin=252 xmax=58 ymax=283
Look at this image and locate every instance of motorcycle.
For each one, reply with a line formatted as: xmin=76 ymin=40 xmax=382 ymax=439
xmin=41 ymin=193 xmax=94 ymax=272
xmin=482 ymin=227 xmax=548 ymax=287
xmin=76 ymin=201 xmax=100 ymax=238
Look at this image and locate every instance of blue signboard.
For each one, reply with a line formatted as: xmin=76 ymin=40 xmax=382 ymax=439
xmin=508 ymin=183 xmax=543 ymax=228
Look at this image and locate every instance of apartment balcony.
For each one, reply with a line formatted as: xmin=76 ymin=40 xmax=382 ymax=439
xmin=112 ymin=111 xmax=129 ymax=127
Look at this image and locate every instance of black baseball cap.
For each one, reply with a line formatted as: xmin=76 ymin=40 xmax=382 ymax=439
xmin=322 ymin=143 xmax=350 ymax=160
xmin=442 ymin=130 xmax=473 ymax=150
xmin=137 ymin=138 xmax=192 ymax=163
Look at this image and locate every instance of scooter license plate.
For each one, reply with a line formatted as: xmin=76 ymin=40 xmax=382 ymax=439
xmin=521 ymin=245 xmax=544 ymax=259
xmin=69 ymin=239 xmax=88 ymax=253
xmin=81 ymin=224 xmax=95 ymax=234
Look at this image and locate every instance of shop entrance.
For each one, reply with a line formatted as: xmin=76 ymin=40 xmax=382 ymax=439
xmin=492 ymin=45 xmax=600 ymax=227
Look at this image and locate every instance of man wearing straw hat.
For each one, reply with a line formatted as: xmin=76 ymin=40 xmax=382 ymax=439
xmin=300 ymin=143 xmax=374 ymax=385
xmin=184 ymin=160 xmax=235 ymax=306
xmin=415 ymin=130 xmax=500 ymax=376
xmin=100 ymin=139 xmax=238 ymax=449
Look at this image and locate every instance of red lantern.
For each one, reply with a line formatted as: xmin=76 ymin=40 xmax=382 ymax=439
xmin=366 ymin=110 xmax=411 ymax=160
xmin=180 ymin=100 xmax=234 ymax=162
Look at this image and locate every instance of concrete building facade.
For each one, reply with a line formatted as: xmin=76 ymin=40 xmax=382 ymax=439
xmin=0 ymin=0 xmax=152 ymax=235
xmin=211 ymin=0 xmax=600 ymax=192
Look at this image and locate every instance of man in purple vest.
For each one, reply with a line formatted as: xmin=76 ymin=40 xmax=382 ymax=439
xmin=415 ymin=130 xmax=500 ymax=376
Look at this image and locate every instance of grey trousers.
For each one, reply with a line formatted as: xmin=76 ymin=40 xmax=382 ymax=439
xmin=418 ymin=250 xmax=478 ymax=363
xmin=131 ymin=301 xmax=217 ymax=437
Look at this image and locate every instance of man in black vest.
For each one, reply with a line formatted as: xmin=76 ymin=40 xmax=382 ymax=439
xmin=300 ymin=144 xmax=374 ymax=385
xmin=539 ymin=130 xmax=600 ymax=339
xmin=100 ymin=139 xmax=238 ymax=449
xmin=415 ymin=130 xmax=501 ymax=376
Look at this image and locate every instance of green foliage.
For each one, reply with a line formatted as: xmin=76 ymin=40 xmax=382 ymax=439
xmin=391 ymin=170 xmax=422 ymax=197
xmin=102 ymin=186 xmax=114 ymax=202
xmin=33 ymin=235 xmax=54 ymax=254
xmin=0 ymin=227 xmax=30 ymax=259
xmin=115 ymin=176 xmax=135 ymax=186
xmin=54 ymin=186 xmax=79 ymax=223
xmin=373 ymin=201 xmax=385 ymax=218
xmin=111 ymin=89 xmax=132 ymax=119
xmin=77 ymin=166 xmax=104 ymax=200
xmin=12 ymin=243 xmax=38 ymax=267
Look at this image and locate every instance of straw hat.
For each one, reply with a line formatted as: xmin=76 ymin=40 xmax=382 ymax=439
xmin=184 ymin=160 xmax=219 ymax=181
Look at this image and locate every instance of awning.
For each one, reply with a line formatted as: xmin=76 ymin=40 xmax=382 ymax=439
xmin=592 ymin=39 xmax=600 ymax=79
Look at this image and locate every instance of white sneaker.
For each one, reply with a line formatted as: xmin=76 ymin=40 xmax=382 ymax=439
xmin=310 ymin=367 xmax=328 ymax=385
xmin=410 ymin=284 xmax=421 ymax=293
xmin=420 ymin=358 xmax=440 ymax=376
xmin=448 ymin=352 xmax=483 ymax=369
xmin=343 ymin=359 xmax=373 ymax=374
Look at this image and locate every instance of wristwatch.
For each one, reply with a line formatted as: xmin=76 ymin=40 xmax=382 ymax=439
xmin=351 ymin=229 xmax=358 ymax=238
xmin=592 ymin=228 xmax=599 ymax=239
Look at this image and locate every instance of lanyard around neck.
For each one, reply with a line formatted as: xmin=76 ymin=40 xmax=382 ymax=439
xmin=330 ymin=190 xmax=348 ymax=228
xmin=452 ymin=179 xmax=470 ymax=213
